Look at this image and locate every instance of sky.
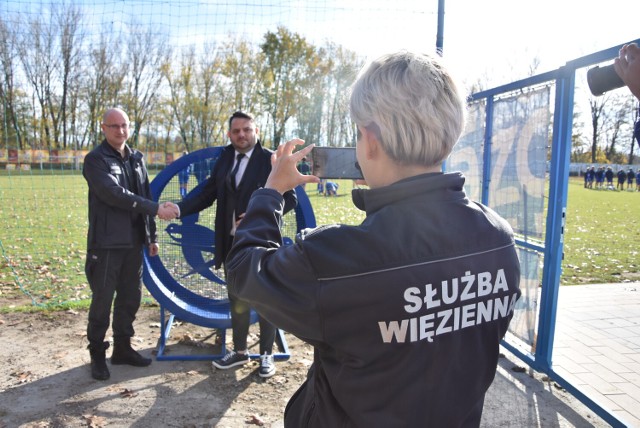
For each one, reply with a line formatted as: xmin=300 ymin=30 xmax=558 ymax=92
xmin=442 ymin=0 xmax=640 ymax=87
xmin=309 ymin=0 xmax=640 ymax=89
xmin=3 ymin=0 xmax=639 ymax=90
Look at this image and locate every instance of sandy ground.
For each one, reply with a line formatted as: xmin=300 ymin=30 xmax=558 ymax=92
xmin=0 ymin=304 xmax=609 ymax=428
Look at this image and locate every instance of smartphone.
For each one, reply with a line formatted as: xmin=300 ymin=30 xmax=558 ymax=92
xmin=310 ymin=147 xmax=363 ymax=179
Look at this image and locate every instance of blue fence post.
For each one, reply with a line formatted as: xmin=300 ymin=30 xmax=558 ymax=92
xmin=535 ymin=65 xmax=574 ymax=371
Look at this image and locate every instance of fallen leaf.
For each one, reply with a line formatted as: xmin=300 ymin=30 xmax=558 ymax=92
xmin=247 ymin=414 xmax=265 ymax=426
xmin=11 ymin=371 xmax=32 ymax=383
xmin=120 ymin=388 xmax=138 ymax=398
xmin=83 ymin=414 xmax=107 ymax=428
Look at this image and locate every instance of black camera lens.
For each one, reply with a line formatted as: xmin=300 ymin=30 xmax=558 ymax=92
xmin=587 ymin=64 xmax=625 ymax=96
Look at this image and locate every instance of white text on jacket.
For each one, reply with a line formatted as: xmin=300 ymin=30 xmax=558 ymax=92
xmin=378 ymin=269 xmax=518 ymax=343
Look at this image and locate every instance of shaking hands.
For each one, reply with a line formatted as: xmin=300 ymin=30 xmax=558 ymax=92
xmin=157 ymin=201 xmax=180 ymax=220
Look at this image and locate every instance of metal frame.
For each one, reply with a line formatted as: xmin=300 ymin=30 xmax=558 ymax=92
xmin=468 ymin=39 xmax=640 ymax=428
xmin=144 ymin=147 xmax=316 ymax=362
xmin=154 ymin=305 xmax=290 ymax=361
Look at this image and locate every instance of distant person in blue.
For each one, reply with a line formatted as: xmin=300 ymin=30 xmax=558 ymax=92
xmin=178 ymin=151 xmax=191 ymax=198
xmin=193 ymin=158 xmax=210 ymax=184
xmin=586 ymin=166 xmax=595 ymax=189
xmin=297 ymin=157 xmax=311 ymax=175
xmin=595 ymin=166 xmax=605 ymax=189
xmin=583 ymin=167 xmax=589 ymax=188
xmin=297 ymin=157 xmax=311 ymax=189
xmin=324 ymin=181 xmax=339 ymax=196
xmin=627 ymin=168 xmax=635 ymax=191
xmin=605 ymin=167 xmax=614 ymax=190
xmin=617 ymin=168 xmax=626 ymax=190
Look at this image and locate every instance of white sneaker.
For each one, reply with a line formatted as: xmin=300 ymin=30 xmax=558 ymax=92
xmin=258 ymin=353 xmax=276 ymax=378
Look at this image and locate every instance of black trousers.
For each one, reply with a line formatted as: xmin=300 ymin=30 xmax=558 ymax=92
xmin=86 ymin=246 xmax=143 ymax=347
xmin=228 ymin=288 xmax=276 ymax=355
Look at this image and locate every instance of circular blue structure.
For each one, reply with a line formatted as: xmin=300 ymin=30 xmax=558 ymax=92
xmin=143 ymin=147 xmax=316 ymax=358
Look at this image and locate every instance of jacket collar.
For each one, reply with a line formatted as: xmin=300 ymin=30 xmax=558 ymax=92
xmin=351 ymin=172 xmax=467 ymax=214
xmin=99 ymin=139 xmax=141 ymax=162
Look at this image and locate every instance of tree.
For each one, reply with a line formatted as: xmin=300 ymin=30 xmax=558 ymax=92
xmin=588 ymin=95 xmax=609 ymax=163
xmin=259 ymin=27 xmax=327 ymax=147
xmin=294 ymin=45 xmax=331 ymax=146
xmin=220 ymin=37 xmax=263 ymax=115
xmin=0 ymin=14 xmax=25 ymax=149
xmin=162 ymin=45 xmax=197 ymax=152
xmin=83 ymin=28 xmax=127 ymax=148
xmin=200 ymin=38 xmax=253 ymax=146
xmin=54 ymin=3 xmax=84 ymax=150
xmin=322 ymin=43 xmax=361 ymax=147
xmin=123 ymin=21 xmax=170 ymax=147
xmin=17 ymin=12 xmax=58 ymax=150
xmin=589 ymin=92 xmax=635 ymax=164
xmin=570 ymin=104 xmax=588 ymax=162
xmin=605 ymin=100 xmax=627 ymax=162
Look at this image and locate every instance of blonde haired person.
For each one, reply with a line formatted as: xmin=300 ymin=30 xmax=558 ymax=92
xmin=226 ymin=51 xmax=522 ymax=427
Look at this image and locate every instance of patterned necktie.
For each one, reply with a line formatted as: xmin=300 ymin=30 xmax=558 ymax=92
xmin=231 ymin=153 xmax=245 ymax=189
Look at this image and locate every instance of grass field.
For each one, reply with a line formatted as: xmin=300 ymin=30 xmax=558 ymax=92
xmin=0 ymin=172 xmax=638 ymax=311
xmin=562 ymin=177 xmax=640 ymax=284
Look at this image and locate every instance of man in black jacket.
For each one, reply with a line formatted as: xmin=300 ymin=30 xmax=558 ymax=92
xmin=83 ymin=108 xmax=177 ymax=381
xmin=176 ymin=111 xmax=297 ymax=378
xmin=226 ymin=52 xmax=522 ymax=427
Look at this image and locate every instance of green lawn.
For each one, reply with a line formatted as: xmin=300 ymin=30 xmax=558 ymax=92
xmin=562 ymin=176 xmax=640 ymax=284
xmin=0 ymin=173 xmax=638 ymax=311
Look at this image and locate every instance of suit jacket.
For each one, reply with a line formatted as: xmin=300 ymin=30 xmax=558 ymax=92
xmin=178 ymin=142 xmax=297 ymax=269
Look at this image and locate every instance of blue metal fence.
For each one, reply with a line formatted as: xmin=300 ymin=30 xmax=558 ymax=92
xmin=461 ymin=39 xmax=640 ymax=427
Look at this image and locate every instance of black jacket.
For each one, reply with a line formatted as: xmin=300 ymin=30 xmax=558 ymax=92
xmin=83 ymin=140 xmax=158 ymax=250
xmin=226 ymin=172 xmax=522 ymax=428
xmin=178 ymin=142 xmax=297 ymax=269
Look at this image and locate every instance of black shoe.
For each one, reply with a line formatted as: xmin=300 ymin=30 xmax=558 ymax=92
xmin=212 ymin=350 xmax=249 ymax=370
xmin=89 ymin=341 xmax=110 ymax=380
xmin=111 ymin=340 xmax=152 ymax=367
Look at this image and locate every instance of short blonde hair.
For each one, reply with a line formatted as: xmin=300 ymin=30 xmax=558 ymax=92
xmin=349 ymin=51 xmax=466 ymax=167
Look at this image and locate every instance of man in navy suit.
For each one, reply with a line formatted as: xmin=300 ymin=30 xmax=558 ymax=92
xmin=177 ymin=111 xmax=297 ymax=377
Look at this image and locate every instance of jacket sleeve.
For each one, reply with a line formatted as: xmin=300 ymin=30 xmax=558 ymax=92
xmin=225 ymin=188 xmax=323 ymax=343
xmin=282 ymin=187 xmax=297 ymax=215
xmin=142 ymin=162 xmax=158 ymax=243
xmin=178 ymin=162 xmax=219 ymax=218
xmin=83 ymin=152 xmax=159 ymax=216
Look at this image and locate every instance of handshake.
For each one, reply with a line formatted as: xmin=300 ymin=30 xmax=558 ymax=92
xmin=157 ymin=201 xmax=180 ymax=220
